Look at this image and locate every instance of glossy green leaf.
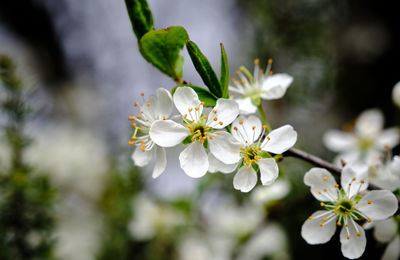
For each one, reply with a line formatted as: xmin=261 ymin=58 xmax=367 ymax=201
xmin=139 ymin=26 xmax=189 ymax=81
xmin=172 ymin=85 xmax=217 ymax=107
xmin=186 ymin=41 xmax=222 ymax=97
xmin=220 ymin=43 xmax=229 ymax=98
xmin=125 ymin=0 xmax=154 ymax=39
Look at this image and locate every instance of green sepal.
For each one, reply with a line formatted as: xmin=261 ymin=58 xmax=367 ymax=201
xmin=203 ymin=138 xmax=209 ymax=149
xmin=252 ymin=96 xmax=261 ymax=106
xmin=260 ymin=151 xmax=271 ymax=159
xmin=125 ymin=0 xmax=154 ymax=39
xmin=139 ymin=26 xmax=189 ymax=81
xmin=252 ymin=163 xmax=259 ymax=172
xmin=186 ymin=41 xmax=222 ymax=97
xmin=172 ymin=85 xmax=217 ymax=107
xmin=219 ymin=43 xmax=229 ymax=98
xmin=182 ymin=135 xmax=193 ymax=145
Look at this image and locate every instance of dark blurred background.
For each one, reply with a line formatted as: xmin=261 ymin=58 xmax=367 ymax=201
xmin=1 ymin=0 xmax=399 ymax=259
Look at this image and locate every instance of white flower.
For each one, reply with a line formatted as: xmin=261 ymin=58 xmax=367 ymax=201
xmin=392 ymin=81 xmax=400 ymax=108
xmin=229 ymin=59 xmax=293 ymax=114
xmin=373 ymin=218 xmax=400 ymax=260
xmin=369 ymin=152 xmax=400 ymax=191
xmin=251 ymin=179 xmax=291 ymax=205
xmin=150 ymin=87 xmax=239 ymax=178
xmin=301 ymin=165 xmax=398 ymax=259
xmin=209 ymin=115 xmax=297 ymax=192
xmin=129 ymin=88 xmax=173 ymax=178
xmin=323 ymin=109 xmax=399 ymax=165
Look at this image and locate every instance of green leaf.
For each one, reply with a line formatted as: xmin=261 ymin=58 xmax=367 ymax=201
xmin=182 ymin=135 xmax=192 ymax=145
xmin=125 ymin=0 xmax=154 ymax=39
xmin=172 ymin=85 xmax=217 ymax=107
xmin=139 ymin=26 xmax=189 ymax=81
xmin=219 ymin=43 xmax=229 ymax=98
xmin=186 ymin=41 xmax=222 ymax=97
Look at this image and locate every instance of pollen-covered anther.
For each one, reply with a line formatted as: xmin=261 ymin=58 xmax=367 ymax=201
xmin=132 ymin=123 xmax=137 ymax=127
xmin=132 ymin=137 xmax=137 ymax=140
xmin=252 ymin=126 xmax=256 ymax=130
xmin=128 ymin=141 xmax=135 ymax=145
xmin=184 ymin=114 xmax=188 ymax=118
xmin=320 ymin=202 xmax=325 ymax=207
xmin=204 ymin=115 xmax=208 ymax=119
xmin=319 ymin=222 xmax=323 ymax=227
xmin=267 ymin=136 xmax=271 ymax=140
xmin=209 ymin=135 xmax=213 ymax=140
xmin=139 ymin=140 xmax=144 ymax=144
xmin=352 ymin=177 xmax=356 ymax=181
xmin=341 ymin=159 xmax=347 ymax=166
xmin=335 ymin=184 xmax=339 ymax=188
xmin=140 ymin=93 xmax=144 ymax=97
xmin=268 ymin=58 xmax=273 ymax=64
xmin=239 ymin=120 xmax=243 ymax=125
xmin=212 ymin=110 xmax=217 ymax=114
xmin=367 ymin=219 xmax=372 ymax=223
xmin=195 ymin=107 xmax=199 ymax=111
xmin=147 ymin=102 xmax=151 ymax=107
xmin=213 ymin=117 xmax=218 ymax=121
xmin=346 ymin=235 xmax=350 ymax=240
xmin=234 ymin=126 xmax=238 ymax=131
xmin=188 ymin=108 xmax=193 ymax=112
xmin=368 ymin=200 xmax=371 ymax=204
xmin=317 ymin=190 xmax=321 ymax=194
xmin=337 ymin=221 xmax=341 ymax=226
xmin=134 ymin=102 xmax=139 ymax=107
xmin=308 ymin=216 xmax=312 ymax=220
xmin=141 ymin=145 xmax=145 ymax=151
xmin=129 ymin=116 xmax=136 ymax=121
xmin=219 ymin=122 xmax=223 ymax=125
xmin=323 ymin=188 xmax=327 ymax=192
xmin=139 ymin=130 xmax=143 ymax=134
xmin=216 ymin=132 xmax=221 ymax=135
xmin=137 ymin=115 xmax=142 ymax=119
xmin=163 ymin=116 xmax=166 ymax=120
xmin=200 ymin=102 xmax=205 ymax=105
xmin=322 ymin=217 xmax=327 ymax=222
xmin=269 ymin=71 xmax=273 ymax=75
xmin=323 ymin=176 xmax=328 ymax=181
xmin=384 ymin=144 xmax=392 ymax=150
xmin=360 ymin=180 xmax=365 ymax=184
xmin=254 ymin=58 xmax=260 ymax=65
xmin=357 ymin=232 xmax=361 ymax=237
xmin=246 ymin=166 xmax=251 ymax=170
xmin=262 ymin=125 xmax=267 ymax=130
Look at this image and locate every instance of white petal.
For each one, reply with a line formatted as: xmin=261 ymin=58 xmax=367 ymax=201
xmin=231 ymin=115 xmax=262 ymax=144
xmin=377 ymin=128 xmax=399 ymax=149
xmin=208 ymin=131 xmax=242 ymax=164
xmin=374 ymin=218 xmax=397 ymax=243
xmin=173 ymin=87 xmax=202 ymax=117
xmin=207 ymin=99 xmax=239 ymax=129
xmin=152 ymin=146 xmax=167 ymax=178
xmin=179 ymin=142 xmax=209 ymax=178
xmin=149 ymin=120 xmax=190 ymax=147
xmin=371 ymin=175 xmax=400 ymax=192
xmin=258 ymin=158 xmax=279 ymax=185
xmin=341 ymin=164 xmax=369 ymax=198
xmin=301 ymin=210 xmax=337 ymax=244
xmin=154 ymin=88 xmax=173 ymax=119
xmin=323 ymin=130 xmax=357 ymax=152
xmin=392 ymin=81 xmax=400 ymax=107
xmin=382 ymin=235 xmax=400 ymax=260
xmin=261 ymin=73 xmax=293 ymax=100
xmin=261 ymin=125 xmax=297 ymax=154
xmin=390 ymin=156 xmax=400 ymax=177
xmin=132 ymin=147 xmax=153 ymax=167
xmin=355 ymin=109 xmax=384 ymax=137
xmin=233 ymin=167 xmax=257 ymax=193
xmin=340 ymin=218 xmax=366 ymax=259
xmin=304 ymin=168 xmax=338 ymax=202
xmin=207 ymin=153 xmax=238 ymax=174
xmin=235 ymin=97 xmax=257 ymax=115
xmin=356 ymin=190 xmax=398 ymax=221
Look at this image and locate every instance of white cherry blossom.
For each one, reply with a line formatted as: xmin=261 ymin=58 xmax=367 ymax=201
xmin=373 ymin=217 xmax=400 ymax=260
xmin=369 ymin=151 xmax=400 ymax=191
xmin=150 ymin=87 xmax=239 ymax=178
xmin=392 ymin=81 xmax=400 ymax=108
xmin=129 ymin=88 xmax=173 ymax=178
xmin=209 ymin=115 xmax=297 ymax=192
xmin=229 ymin=59 xmax=293 ymax=114
xmin=323 ymin=109 xmax=399 ymax=166
xmin=301 ymin=165 xmax=398 ymax=259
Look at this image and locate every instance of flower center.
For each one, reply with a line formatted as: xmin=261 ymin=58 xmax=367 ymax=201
xmin=335 ymin=199 xmax=354 ymax=216
xmin=241 ymin=144 xmax=262 ymax=168
xmin=186 ymin=120 xmax=212 ymax=144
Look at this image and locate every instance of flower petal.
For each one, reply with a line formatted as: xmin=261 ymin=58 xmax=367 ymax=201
xmin=382 ymin=235 xmax=400 ymax=260
xmin=132 ymin=146 xmax=153 ymax=167
xmin=150 ymin=120 xmax=190 ymax=147
xmin=173 ymin=87 xmax=202 ymax=118
xmin=152 ymin=146 xmax=167 ymax=178
xmin=374 ymin=218 xmax=397 ymax=243
xmin=301 ymin=210 xmax=337 ymax=245
xmin=261 ymin=73 xmax=293 ymax=100
xmin=233 ymin=166 xmax=257 ymax=192
xmin=391 ymin=156 xmax=400 ymax=177
xmin=261 ymin=125 xmax=297 ymax=154
xmin=231 ymin=115 xmax=262 ymax=144
xmin=235 ymin=97 xmax=257 ymax=115
xmin=323 ymin=130 xmax=357 ymax=152
xmin=208 ymin=131 xmax=242 ymax=164
xmin=377 ymin=128 xmax=399 ymax=149
xmin=356 ymin=190 xmax=398 ymax=221
xmin=179 ymin=141 xmax=209 ymax=178
xmin=208 ymin=153 xmax=238 ymax=174
xmin=341 ymin=164 xmax=369 ymax=198
xmin=304 ymin=168 xmax=338 ymax=202
xmin=340 ymin=218 xmax=366 ymax=259
xmin=258 ymin=158 xmax=279 ymax=185
xmin=355 ymin=109 xmax=384 ymax=137
xmin=153 ymin=88 xmax=173 ymax=119
xmin=207 ymin=99 xmax=239 ymax=129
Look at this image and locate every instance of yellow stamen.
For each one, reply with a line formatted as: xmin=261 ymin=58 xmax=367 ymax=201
xmin=219 ymin=122 xmax=223 ymax=125
xmin=134 ymin=102 xmax=139 ymax=107
xmin=213 ymin=117 xmax=218 ymax=121
xmin=239 ymin=120 xmax=243 ymax=125
xmin=147 ymin=102 xmax=151 ymax=107
xmin=368 ymin=200 xmax=371 ymax=204
xmin=320 ymin=202 xmax=325 ymax=207
xmin=323 ymin=176 xmax=328 ymax=181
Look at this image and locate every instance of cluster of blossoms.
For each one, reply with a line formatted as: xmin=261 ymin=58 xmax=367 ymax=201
xmin=129 ymin=61 xmax=296 ymax=192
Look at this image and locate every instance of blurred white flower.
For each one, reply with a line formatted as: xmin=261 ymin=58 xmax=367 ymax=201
xmin=373 ymin=218 xmax=400 ymax=260
xmin=251 ymin=179 xmax=291 ymax=205
xmin=392 ymin=81 xmax=400 ymax=108
xmin=25 ymin=123 xmax=108 ymax=199
xmin=237 ymin=223 xmax=289 ymax=260
xmin=208 ymin=115 xmax=297 ymax=192
xmin=128 ymin=193 xmax=185 ymax=241
xmin=229 ymin=59 xmax=293 ymax=115
xmin=323 ymin=109 xmax=399 ymax=165
xmin=301 ymin=165 xmax=398 ymax=259
xmin=129 ymin=88 xmax=174 ymax=178
xmin=150 ymin=87 xmax=239 ymax=178
xmin=369 ymin=153 xmax=400 ymax=191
